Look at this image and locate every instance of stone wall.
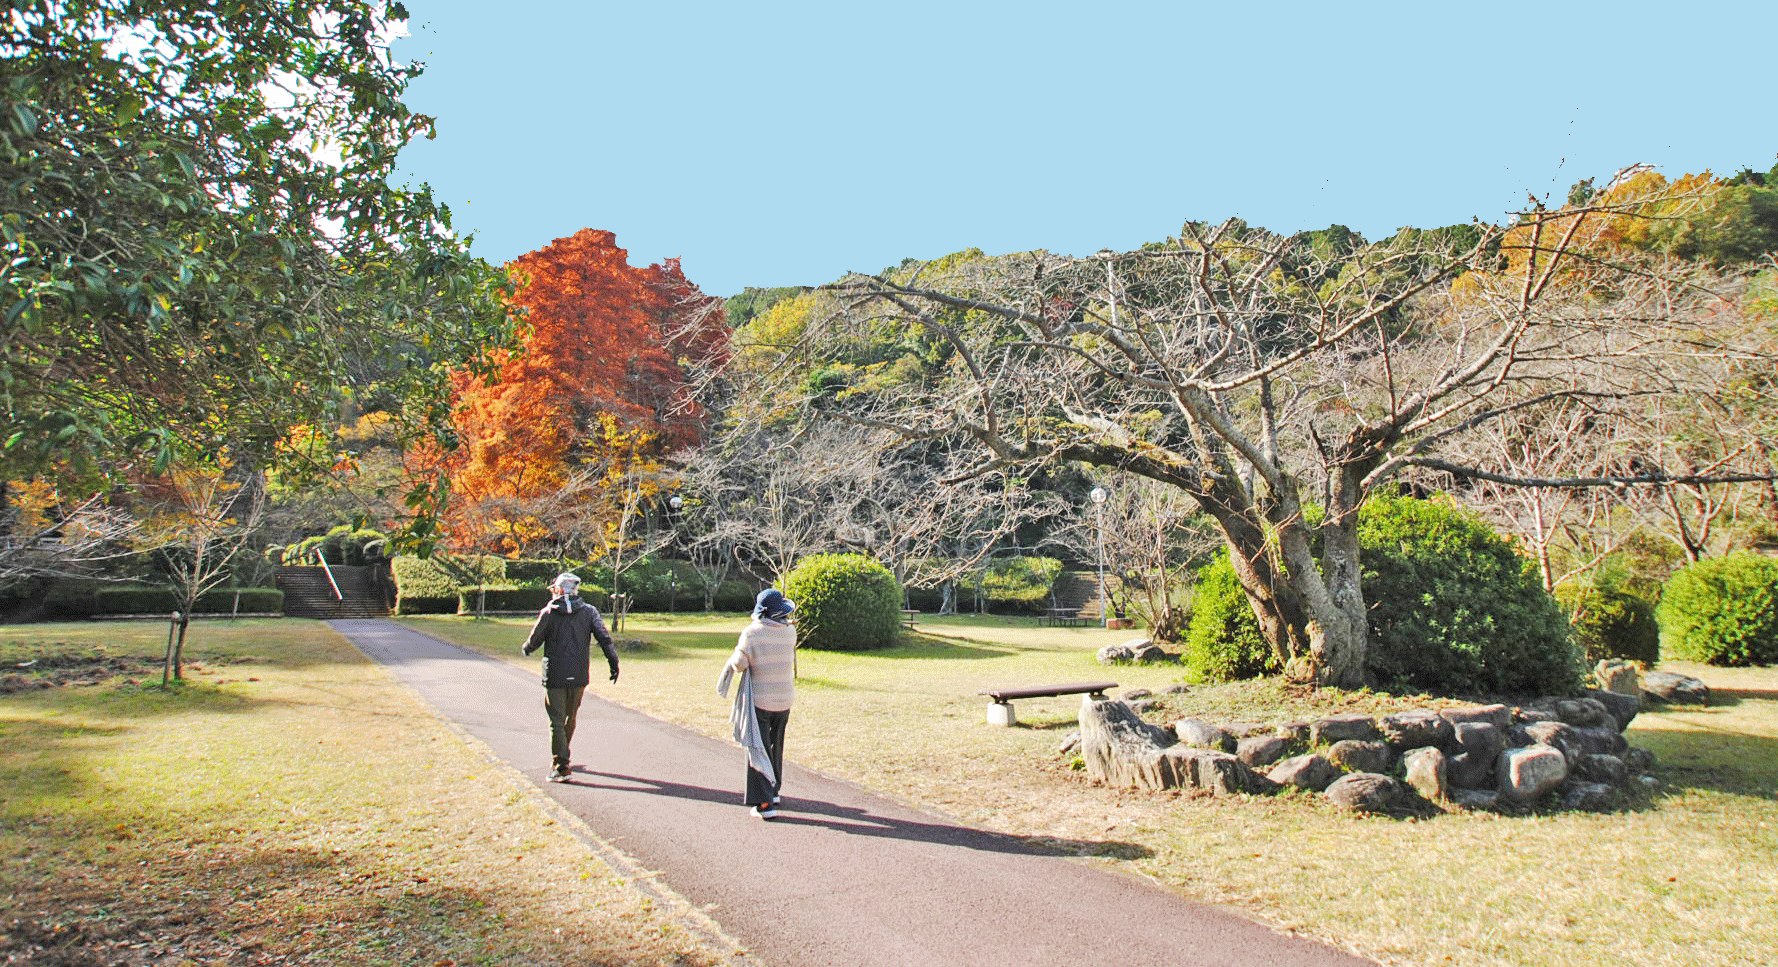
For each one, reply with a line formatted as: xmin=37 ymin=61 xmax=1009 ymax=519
xmin=1072 ymin=661 xmax=1698 ymax=815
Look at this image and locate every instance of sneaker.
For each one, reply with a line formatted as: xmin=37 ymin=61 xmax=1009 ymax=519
xmin=752 ymin=805 xmax=779 ymax=820
xmin=548 ymin=772 xmax=568 ymax=783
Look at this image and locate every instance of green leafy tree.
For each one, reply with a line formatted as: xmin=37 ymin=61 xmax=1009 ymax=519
xmin=0 ymin=1 xmax=509 ymax=497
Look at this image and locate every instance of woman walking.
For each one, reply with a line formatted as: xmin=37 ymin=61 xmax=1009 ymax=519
xmin=718 ymin=588 xmax=797 ymax=820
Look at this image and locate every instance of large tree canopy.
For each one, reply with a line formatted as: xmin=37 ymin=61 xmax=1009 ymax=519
xmin=718 ymin=177 xmax=1775 ymax=689
xmin=0 ymin=0 xmax=509 ymax=484
xmin=425 ymin=228 xmax=727 ymax=556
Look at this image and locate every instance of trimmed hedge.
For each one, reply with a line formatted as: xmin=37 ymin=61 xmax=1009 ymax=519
xmin=43 ymin=584 xmax=283 ymax=617
xmin=457 ymin=585 xmax=555 ymax=614
xmin=781 ymin=553 xmax=903 ymax=651
xmin=1657 ymin=552 xmax=1778 ymax=666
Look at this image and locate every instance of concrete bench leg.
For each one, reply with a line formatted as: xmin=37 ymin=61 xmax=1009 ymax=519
xmin=986 ymin=701 xmax=1017 ymax=727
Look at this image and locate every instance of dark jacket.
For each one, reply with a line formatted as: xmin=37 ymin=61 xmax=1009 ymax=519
xmin=523 ymin=594 xmax=618 ymax=688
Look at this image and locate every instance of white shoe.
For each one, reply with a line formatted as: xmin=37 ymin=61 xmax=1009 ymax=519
xmin=752 ymin=805 xmax=779 ymax=820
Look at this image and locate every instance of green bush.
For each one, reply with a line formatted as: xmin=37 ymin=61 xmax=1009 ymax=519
xmin=781 ymin=553 xmax=903 ymax=651
xmin=1183 ymin=552 xmax=1278 ymax=680
xmin=1184 ymin=495 xmax=1581 ymax=695
xmin=1557 ymin=584 xmax=1661 ymax=665
xmin=1657 ymin=552 xmax=1778 ymax=666
xmin=1360 ymin=494 xmax=1579 ymax=695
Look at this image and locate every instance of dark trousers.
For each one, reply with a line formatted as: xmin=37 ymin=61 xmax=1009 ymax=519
xmin=544 ymin=685 xmax=586 ymax=772
xmin=746 ymin=706 xmax=790 ymax=806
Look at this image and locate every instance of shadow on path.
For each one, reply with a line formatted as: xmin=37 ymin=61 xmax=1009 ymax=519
xmin=579 ymin=769 xmax=1152 ymax=859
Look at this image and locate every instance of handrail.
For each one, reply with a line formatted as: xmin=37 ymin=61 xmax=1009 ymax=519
xmin=314 ymin=550 xmax=344 ymax=600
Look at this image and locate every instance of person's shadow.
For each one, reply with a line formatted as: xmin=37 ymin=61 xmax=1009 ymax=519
xmin=577 ymin=770 xmax=1150 ymax=860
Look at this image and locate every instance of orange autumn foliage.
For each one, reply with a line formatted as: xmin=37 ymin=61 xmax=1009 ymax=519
xmin=420 ymin=228 xmax=726 ymax=551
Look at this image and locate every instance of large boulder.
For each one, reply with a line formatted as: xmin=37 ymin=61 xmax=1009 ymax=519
xmin=1594 ymin=659 xmax=1640 ymax=696
xmin=1558 ymin=780 xmax=1619 ymax=812
xmin=1096 ymin=643 xmax=1137 ymax=665
xmin=1173 ymin=718 xmax=1236 ymax=752
xmin=1440 ymin=704 xmax=1511 ymax=729
xmin=1643 ymin=671 xmax=1710 ymax=705
xmin=1311 ymin=714 xmax=1381 ymax=744
xmin=1573 ymin=753 xmax=1630 ymax=787
xmin=1544 ymin=696 xmax=1616 ymax=730
xmin=1325 ymin=773 xmax=1403 ymax=813
xmin=1447 ymin=751 xmax=1496 ymax=789
xmin=1379 ymin=709 xmax=1452 ymax=750
xmin=1267 ymin=754 xmax=1339 ymax=792
xmin=1236 ymin=734 xmax=1290 ymax=768
xmin=1079 ymin=696 xmax=1178 ymax=790
xmin=1515 ymin=721 xmax=1627 ymax=763
xmin=1327 ymin=739 xmax=1394 ymax=775
xmin=1402 ymin=747 xmax=1450 ymax=802
xmin=1166 ymin=748 xmax=1267 ymax=796
xmin=1499 ymin=744 xmax=1569 ymax=803
xmin=1079 ymin=698 xmax=1261 ymax=794
xmin=1584 ymin=688 xmax=1640 ymax=732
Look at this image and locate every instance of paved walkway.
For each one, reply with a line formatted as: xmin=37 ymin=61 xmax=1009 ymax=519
xmin=333 ymin=619 xmax=1376 ymax=967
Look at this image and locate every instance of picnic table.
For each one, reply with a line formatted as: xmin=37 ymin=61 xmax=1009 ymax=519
xmin=1041 ymin=607 xmax=1090 ymax=628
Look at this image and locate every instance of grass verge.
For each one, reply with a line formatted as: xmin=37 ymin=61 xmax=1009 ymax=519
xmin=412 ymin=612 xmax=1778 ymax=967
xmin=0 ymin=619 xmax=744 ymax=967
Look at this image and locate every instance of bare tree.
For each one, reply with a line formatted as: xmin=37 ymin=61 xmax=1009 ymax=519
xmin=1052 ymin=473 xmax=1220 ymax=638
xmin=139 ymin=465 xmax=268 ymax=684
xmin=721 ymin=198 xmax=1772 ymax=688
xmin=0 ymin=483 xmax=143 ymax=594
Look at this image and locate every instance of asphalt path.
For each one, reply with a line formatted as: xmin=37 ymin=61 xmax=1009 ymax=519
xmin=333 ymin=618 xmax=1378 ymax=967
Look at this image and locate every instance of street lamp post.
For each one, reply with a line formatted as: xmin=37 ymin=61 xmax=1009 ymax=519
xmin=1090 ymin=486 xmax=1107 ymax=627
xmin=667 ymin=494 xmax=683 ymax=613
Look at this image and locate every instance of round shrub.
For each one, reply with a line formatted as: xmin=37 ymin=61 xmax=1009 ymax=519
xmin=1183 ymin=494 xmax=1581 ymax=695
xmin=1657 ymin=552 xmax=1778 ymax=666
xmin=1557 ymin=584 xmax=1660 ymax=665
xmin=1359 ymin=494 xmax=1579 ymax=695
xmin=781 ymin=553 xmax=902 ymax=651
xmin=1183 ymin=552 xmax=1277 ymax=681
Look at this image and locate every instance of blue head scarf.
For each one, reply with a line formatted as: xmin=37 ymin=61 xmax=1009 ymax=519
xmin=752 ymin=588 xmax=795 ymax=622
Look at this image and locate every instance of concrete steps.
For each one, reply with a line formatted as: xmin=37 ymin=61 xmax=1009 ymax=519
xmin=275 ymin=565 xmax=391 ymax=619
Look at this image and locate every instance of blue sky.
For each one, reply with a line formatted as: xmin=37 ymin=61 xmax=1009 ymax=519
xmin=391 ymin=1 xmax=1776 ymax=298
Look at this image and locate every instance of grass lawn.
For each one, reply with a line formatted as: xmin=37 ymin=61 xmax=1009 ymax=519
xmin=0 ymin=619 xmax=744 ymax=967
xmin=409 ymin=611 xmax=1778 ymax=967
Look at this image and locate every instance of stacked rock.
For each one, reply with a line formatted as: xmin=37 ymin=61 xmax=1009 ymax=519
xmin=1076 ymin=682 xmax=1661 ymax=814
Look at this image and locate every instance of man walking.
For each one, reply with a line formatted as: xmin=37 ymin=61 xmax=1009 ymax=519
xmin=523 ymin=572 xmax=619 ymax=782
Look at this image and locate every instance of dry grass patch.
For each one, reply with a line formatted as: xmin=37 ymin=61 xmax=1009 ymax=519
xmin=0 ymin=619 xmax=744 ymax=967
xmin=414 ymin=612 xmax=1778 ymax=967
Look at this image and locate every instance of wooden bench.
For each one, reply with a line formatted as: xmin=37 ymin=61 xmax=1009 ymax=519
xmin=977 ymin=681 xmax=1118 ymax=726
xmin=900 ymin=609 xmax=920 ymax=629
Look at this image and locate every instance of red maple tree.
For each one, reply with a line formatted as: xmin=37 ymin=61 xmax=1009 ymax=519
xmin=418 ymin=228 xmax=727 ymax=553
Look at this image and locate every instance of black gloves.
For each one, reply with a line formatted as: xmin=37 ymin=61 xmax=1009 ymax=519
xmin=609 ymin=665 xmax=620 ymax=684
